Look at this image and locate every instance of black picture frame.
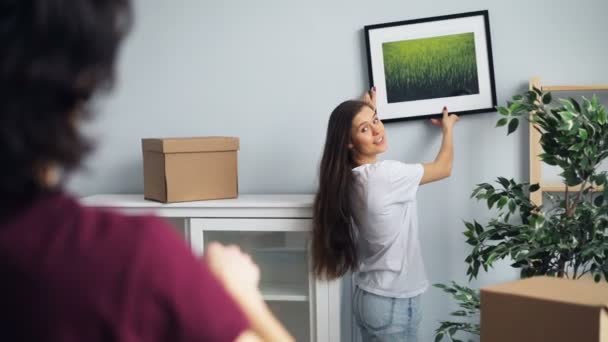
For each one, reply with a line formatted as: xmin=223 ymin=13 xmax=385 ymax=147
xmin=364 ymin=10 xmax=497 ymax=123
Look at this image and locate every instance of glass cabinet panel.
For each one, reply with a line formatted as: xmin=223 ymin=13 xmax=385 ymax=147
xmin=203 ymin=231 xmax=311 ymax=342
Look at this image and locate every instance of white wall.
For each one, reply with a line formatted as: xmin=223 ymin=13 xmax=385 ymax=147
xmin=68 ymin=0 xmax=608 ymax=340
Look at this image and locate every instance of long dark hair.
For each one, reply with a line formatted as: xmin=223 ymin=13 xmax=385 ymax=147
xmin=312 ymin=100 xmax=371 ymax=279
xmin=0 ymin=0 xmax=132 ymax=208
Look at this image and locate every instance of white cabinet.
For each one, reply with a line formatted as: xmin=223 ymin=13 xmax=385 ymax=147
xmin=81 ymin=194 xmax=342 ymax=342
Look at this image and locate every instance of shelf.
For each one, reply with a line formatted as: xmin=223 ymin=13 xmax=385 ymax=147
xmin=541 ymin=85 xmax=608 ymax=92
xmin=260 ymin=282 xmax=309 ymax=301
xmin=80 ymin=194 xmax=314 ymax=218
xmin=541 ymin=183 xmax=604 ymax=192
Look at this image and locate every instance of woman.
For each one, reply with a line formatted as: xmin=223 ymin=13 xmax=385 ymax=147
xmin=312 ymin=87 xmax=458 ymax=341
xmin=0 ymin=1 xmax=292 ymax=341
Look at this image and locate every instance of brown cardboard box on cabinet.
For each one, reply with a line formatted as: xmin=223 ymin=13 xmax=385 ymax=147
xmin=481 ymin=276 xmax=608 ymax=342
xmin=142 ymin=137 xmax=239 ymax=203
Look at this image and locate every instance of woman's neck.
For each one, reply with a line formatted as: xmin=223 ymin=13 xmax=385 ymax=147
xmin=352 ymin=155 xmax=377 ymax=167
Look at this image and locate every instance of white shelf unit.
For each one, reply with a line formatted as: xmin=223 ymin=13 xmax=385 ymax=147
xmin=81 ymin=194 xmax=342 ymax=342
xmin=260 ymin=283 xmax=309 ymax=302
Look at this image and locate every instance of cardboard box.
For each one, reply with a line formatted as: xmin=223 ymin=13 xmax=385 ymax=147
xmin=481 ymin=276 xmax=608 ymax=342
xmin=142 ymin=137 xmax=239 ymax=203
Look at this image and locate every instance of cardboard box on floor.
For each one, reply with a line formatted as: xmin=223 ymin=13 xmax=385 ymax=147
xmin=481 ymin=276 xmax=608 ymax=342
xmin=142 ymin=137 xmax=239 ymax=203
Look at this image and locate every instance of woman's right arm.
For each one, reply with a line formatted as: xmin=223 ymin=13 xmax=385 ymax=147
xmin=421 ymin=107 xmax=459 ymax=185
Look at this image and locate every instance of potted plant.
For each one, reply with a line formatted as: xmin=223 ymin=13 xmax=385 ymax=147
xmin=434 ymin=88 xmax=608 ymax=342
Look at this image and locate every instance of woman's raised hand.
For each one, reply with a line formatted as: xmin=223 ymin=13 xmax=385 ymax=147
xmin=430 ymin=106 xmax=459 ymax=130
xmin=361 ymin=86 xmax=377 ymax=110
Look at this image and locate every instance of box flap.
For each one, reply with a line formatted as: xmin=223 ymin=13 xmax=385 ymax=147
xmin=481 ymin=276 xmax=608 ymax=310
xmin=142 ymin=137 xmax=239 ymax=153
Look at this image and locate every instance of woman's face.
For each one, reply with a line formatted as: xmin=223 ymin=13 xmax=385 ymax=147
xmin=349 ymin=106 xmax=387 ymax=164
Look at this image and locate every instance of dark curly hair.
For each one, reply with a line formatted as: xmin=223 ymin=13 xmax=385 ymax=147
xmin=0 ymin=0 xmax=132 ymax=206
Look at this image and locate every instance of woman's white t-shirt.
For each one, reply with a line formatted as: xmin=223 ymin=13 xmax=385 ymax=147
xmin=351 ymin=160 xmax=428 ymax=298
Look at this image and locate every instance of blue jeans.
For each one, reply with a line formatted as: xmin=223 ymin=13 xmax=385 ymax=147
xmin=353 ymin=286 xmax=422 ymax=342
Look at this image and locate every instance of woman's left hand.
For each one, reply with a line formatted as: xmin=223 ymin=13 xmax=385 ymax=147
xmin=361 ymin=86 xmax=377 ymax=109
xmin=430 ymin=106 xmax=459 ymax=130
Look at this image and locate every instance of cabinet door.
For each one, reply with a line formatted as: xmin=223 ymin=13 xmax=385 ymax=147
xmin=190 ymin=218 xmax=317 ymax=341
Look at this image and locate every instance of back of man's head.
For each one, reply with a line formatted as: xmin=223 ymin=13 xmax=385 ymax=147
xmin=0 ymin=0 xmax=132 ymax=205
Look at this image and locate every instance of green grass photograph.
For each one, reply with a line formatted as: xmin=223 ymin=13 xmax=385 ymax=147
xmin=382 ymin=32 xmax=479 ymax=103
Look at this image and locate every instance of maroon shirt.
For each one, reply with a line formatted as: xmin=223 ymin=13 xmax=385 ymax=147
xmin=0 ymin=192 xmax=248 ymax=342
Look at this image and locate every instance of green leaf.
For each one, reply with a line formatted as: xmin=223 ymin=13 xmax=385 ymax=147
xmin=592 ymin=173 xmax=607 ymax=187
xmin=558 ymin=120 xmax=574 ymax=131
xmin=540 ymin=154 xmax=557 ymax=166
xmin=578 ymin=128 xmax=588 ymax=140
xmin=594 ymin=195 xmax=604 ymax=206
xmin=570 ymin=97 xmax=581 ymax=113
xmin=474 ymin=221 xmax=484 ymax=235
xmin=507 ymin=118 xmax=519 ymax=135
xmin=560 ymin=110 xmax=575 ymax=121
xmin=560 ymin=99 xmax=576 ymax=113
xmin=529 ymin=183 xmax=540 ymax=192
xmin=496 ymin=117 xmax=508 ymax=127
xmin=508 ymin=199 xmax=517 ymax=213
xmin=592 ymin=95 xmax=600 ymax=108
xmin=598 ymin=108 xmax=607 ymax=124
xmin=497 ymin=177 xmax=510 ymax=188
xmin=513 ymin=94 xmax=523 ymax=101
xmin=470 ymin=186 xmax=483 ymax=199
xmin=542 ymin=92 xmax=552 ymax=104
xmin=498 ymin=107 xmax=510 ymax=116
xmin=497 ymin=196 xmax=508 ymax=209
xmin=488 ymin=194 xmax=501 ymax=209
xmin=534 ymin=215 xmax=545 ymax=228
xmin=569 ymin=142 xmax=584 ymax=152
xmin=528 ymin=215 xmax=537 ymax=228
xmin=486 ymin=253 xmax=499 ymax=266
xmin=509 ymin=102 xmax=527 ymax=114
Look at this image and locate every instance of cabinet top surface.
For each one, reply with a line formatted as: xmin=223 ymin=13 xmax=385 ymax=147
xmin=81 ymin=194 xmax=315 ymax=209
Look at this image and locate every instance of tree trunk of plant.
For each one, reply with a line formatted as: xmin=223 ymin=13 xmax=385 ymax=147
xmin=557 ymin=258 xmax=566 ymax=278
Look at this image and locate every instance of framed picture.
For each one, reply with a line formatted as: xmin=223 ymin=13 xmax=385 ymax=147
xmin=364 ymin=10 xmax=497 ymax=122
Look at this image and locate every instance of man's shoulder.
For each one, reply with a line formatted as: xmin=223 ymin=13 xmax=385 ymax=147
xmin=47 ymin=194 xmax=185 ymax=273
